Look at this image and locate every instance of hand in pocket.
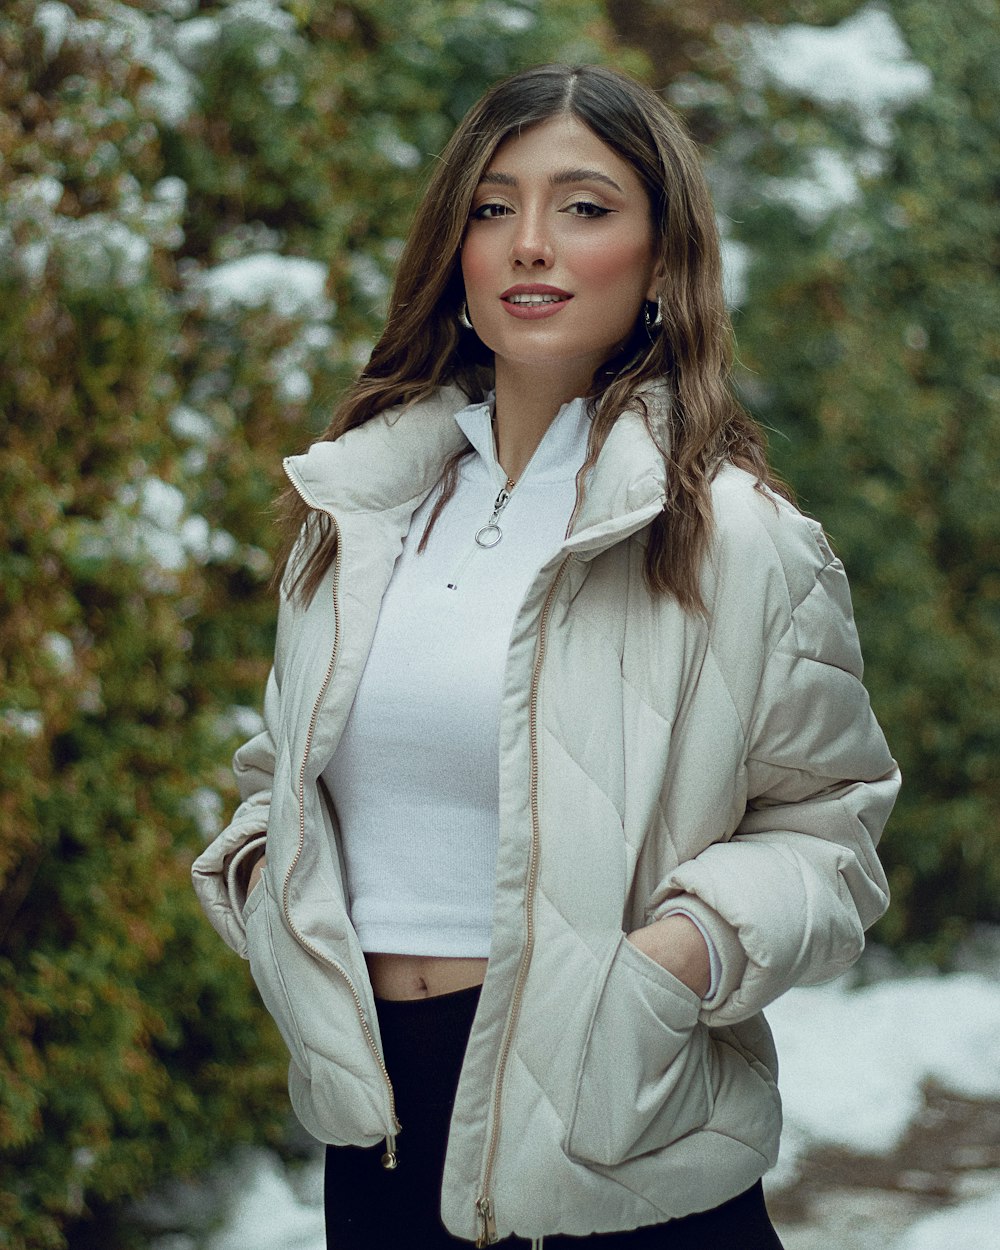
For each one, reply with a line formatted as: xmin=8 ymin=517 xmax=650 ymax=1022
xmin=566 ymin=933 xmax=714 ymax=1166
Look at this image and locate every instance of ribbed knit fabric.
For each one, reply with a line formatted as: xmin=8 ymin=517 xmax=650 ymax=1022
xmin=322 ymin=395 xmax=591 ymax=957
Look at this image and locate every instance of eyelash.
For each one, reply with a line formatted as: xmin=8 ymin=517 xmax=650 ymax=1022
xmin=470 ymin=200 xmax=612 ymax=220
xmin=567 ymin=200 xmax=612 ymax=218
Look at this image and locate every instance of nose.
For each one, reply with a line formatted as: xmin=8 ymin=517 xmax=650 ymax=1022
xmin=508 ymin=210 xmax=554 ymax=268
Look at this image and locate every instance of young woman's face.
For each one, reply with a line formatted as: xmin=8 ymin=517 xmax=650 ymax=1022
xmin=460 ymin=114 xmax=660 ymax=395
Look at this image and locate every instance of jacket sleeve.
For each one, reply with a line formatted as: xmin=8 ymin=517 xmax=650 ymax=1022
xmin=653 ymin=544 xmax=900 ymax=1026
xmin=191 ymin=585 xmax=294 ymax=959
xmin=190 ymin=667 xmax=278 ymax=958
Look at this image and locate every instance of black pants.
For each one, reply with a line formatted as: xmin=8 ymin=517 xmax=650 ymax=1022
xmin=325 ymin=985 xmax=784 ymax=1249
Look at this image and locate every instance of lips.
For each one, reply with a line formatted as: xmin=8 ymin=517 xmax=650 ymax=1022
xmin=499 ymin=283 xmax=572 ymax=319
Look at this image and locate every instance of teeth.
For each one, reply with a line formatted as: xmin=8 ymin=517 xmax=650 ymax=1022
xmin=506 ymin=293 xmax=564 ymax=305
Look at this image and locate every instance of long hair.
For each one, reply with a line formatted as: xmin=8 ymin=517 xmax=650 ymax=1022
xmin=277 ymin=63 xmax=788 ymax=610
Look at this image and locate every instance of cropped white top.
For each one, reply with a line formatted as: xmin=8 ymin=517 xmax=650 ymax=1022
xmin=322 ymin=395 xmax=590 ymax=957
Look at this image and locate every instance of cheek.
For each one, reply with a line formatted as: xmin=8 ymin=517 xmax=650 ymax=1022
xmin=571 ymin=235 xmax=653 ymax=296
xmin=460 ymin=236 xmax=494 ymax=294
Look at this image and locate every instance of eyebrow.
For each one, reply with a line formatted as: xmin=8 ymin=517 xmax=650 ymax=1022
xmin=478 ymin=167 xmax=625 ymax=194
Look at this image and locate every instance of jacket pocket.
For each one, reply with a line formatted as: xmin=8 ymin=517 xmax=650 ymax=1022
xmin=565 ymin=931 xmax=714 ymax=1167
xmin=243 ymin=875 xmax=310 ymax=1075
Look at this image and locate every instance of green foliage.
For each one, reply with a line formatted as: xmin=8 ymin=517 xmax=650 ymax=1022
xmin=0 ymin=6 xmax=290 ymax=1245
xmin=0 ymin=0 xmax=612 ymax=1244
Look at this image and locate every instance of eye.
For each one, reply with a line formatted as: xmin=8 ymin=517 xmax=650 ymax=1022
xmin=564 ymin=200 xmax=613 ymax=218
xmin=470 ymin=201 xmax=511 ymax=220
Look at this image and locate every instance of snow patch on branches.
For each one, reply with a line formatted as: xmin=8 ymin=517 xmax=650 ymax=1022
xmin=481 ymin=3 xmax=538 ymax=34
xmin=762 ymin=147 xmax=864 ymax=225
xmin=215 ymin=706 xmax=266 ymax=740
xmin=188 ymin=787 xmax=225 ymax=841
xmin=33 ymin=0 xmax=299 ymax=127
xmin=719 ymin=230 xmax=752 ymax=308
xmin=189 ymin=254 xmax=335 ymax=402
xmin=1 ymin=709 xmax=45 ymax=740
xmin=192 ymin=254 xmax=332 ymax=322
xmin=737 ymin=4 xmax=932 ymax=223
xmin=745 ymin=4 xmax=932 ymax=147
xmin=73 ymin=475 xmax=237 ymax=584
xmin=169 ymin=405 xmax=216 ymax=445
xmin=126 ymin=476 xmax=238 ymax=571
xmin=33 ymin=1 xmax=199 ymax=127
xmin=43 ymin=632 xmax=77 ymax=676
xmin=225 ymin=0 xmax=297 ymax=35
xmin=3 ymin=173 xmax=186 ymax=290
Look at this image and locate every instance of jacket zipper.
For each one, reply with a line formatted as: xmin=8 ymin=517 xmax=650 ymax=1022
xmin=280 ymin=486 xmax=400 ymax=1162
xmin=475 ymin=555 xmax=572 ymax=1247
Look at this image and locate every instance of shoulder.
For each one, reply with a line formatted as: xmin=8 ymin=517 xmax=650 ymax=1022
xmin=708 ymin=464 xmax=838 ymax=617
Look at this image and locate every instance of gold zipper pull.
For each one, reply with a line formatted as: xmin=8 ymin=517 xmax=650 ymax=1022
xmin=475 ymin=1195 xmax=497 ymax=1246
xmin=380 ymin=1132 xmax=398 ymax=1169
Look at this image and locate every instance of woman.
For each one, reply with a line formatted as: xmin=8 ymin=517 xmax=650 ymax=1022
xmin=193 ymin=64 xmax=899 ymax=1248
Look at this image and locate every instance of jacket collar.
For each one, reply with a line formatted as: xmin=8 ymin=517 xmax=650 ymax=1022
xmin=283 ymin=384 xmax=470 ymax=518
xmin=283 ymin=383 xmax=670 ymax=559
xmin=566 ymin=401 xmax=669 ymax=556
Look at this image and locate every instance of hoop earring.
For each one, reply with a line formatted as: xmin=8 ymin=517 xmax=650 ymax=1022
xmin=644 ymin=298 xmax=663 ymax=333
xmin=458 ymin=302 xmax=473 ymax=331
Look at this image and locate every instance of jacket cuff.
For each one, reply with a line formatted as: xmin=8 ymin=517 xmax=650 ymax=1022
xmin=191 ymin=821 xmax=268 ymax=958
xmin=651 ymin=894 xmax=748 ymax=1013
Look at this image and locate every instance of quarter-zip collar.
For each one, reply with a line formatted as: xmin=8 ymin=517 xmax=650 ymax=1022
xmin=454 ymin=392 xmax=593 ymax=489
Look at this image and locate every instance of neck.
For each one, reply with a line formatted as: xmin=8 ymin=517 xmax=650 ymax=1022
xmin=492 ymin=362 xmax=590 ymax=482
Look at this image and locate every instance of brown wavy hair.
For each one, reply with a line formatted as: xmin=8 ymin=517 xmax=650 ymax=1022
xmin=277 ymin=63 xmax=787 ymax=611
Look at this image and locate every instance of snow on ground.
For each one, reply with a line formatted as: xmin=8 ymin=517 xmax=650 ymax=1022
xmin=766 ymin=971 xmax=1000 ymax=1181
xmin=164 ymin=957 xmax=1000 ymax=1250
xmin=894 ymin=1189 xmax=1000 ymax=1250
xmin=203 ymin=1152 xmax=325 ymax=1250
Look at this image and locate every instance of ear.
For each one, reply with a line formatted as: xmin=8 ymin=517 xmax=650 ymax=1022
xmin=645 ymin=258 xmax=667 ymax=305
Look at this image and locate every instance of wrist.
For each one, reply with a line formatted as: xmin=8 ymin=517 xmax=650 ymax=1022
xmin=237 ymin=846 xmax=267 ymax=896
xmin=626 ymin=914 xmax=712 ymax=998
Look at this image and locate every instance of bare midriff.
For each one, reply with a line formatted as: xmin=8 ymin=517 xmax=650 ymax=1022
xmin=365 ymin=953 xmax=488 ymax=1000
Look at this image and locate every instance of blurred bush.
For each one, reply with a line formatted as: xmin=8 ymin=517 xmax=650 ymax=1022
xmin=0 ymin=0 xmax=608 ymax=1245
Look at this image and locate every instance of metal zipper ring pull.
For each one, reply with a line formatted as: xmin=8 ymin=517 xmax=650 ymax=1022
xmin=476 ymin=524 xmax=502 ymax=548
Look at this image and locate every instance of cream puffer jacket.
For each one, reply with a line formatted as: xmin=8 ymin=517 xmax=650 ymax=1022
xmin=192 ymin=385 xmax=899 ymax=1245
